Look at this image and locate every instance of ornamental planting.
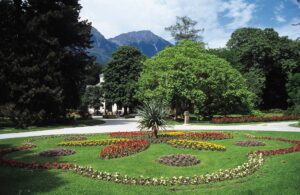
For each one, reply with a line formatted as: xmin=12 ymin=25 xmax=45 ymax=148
xmin=100 ymin=140 xmax=150 ymax=159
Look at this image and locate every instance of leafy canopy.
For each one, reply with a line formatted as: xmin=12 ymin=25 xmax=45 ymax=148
xmin=103 ymin=46 xmax=145 ymax=113
xmin=165 ymin=16 xmax=204 ymax=42
xmin=136 ymin=40 xmax=254 ymax=118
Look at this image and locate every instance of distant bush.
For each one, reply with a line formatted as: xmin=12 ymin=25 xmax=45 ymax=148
xmin=103 ymin=115 xmax=117 ymax=119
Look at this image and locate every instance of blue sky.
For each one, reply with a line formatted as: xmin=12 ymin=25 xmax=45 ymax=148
xmin=80 ymin=0 xmax=300 ymax=48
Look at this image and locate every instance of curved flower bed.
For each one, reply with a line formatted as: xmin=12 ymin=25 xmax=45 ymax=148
xmin=0 ymin=144 xmax=74 ymax=170
xmin=234 ymin=140 xmax=265 ymax=147
xmin=160 ymin=131 xmax=186 ymax=136
xmin=157 ymin=154 xmax=200 ymax=167
xmin=167 ymin=139 xmax=226 ymax=151
xmin=64 ymin=136 xmax=87 ymax=141
xmin=58 ymin=138 xmax=128 ymax=146
xmin=212 ymin=115 xmax=300 ymax=123
xmin=100 ymin=140 xmax=150 ymax=159
xmin=243 ymin=134 xmax=300 ymax=156
xmin=108 ymin=132 xmax=147 ymax=138
xmin=74 ymin=153 xmax=263 ymax=185
xmin=39 ymin=148 xmax=76 ymax=157
xmin=0 ymin=144 xmax=264 ymax=185
xmin=179 ymin=132 xmax=233 ymax=140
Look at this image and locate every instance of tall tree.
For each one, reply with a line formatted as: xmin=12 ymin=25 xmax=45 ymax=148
xmin=137 ymin=40 xmax=254 ymax=119
xmin=286 ymin=73 xmax=300 ymax=114
xmin=227 ymin=28 xmax=298 ymax=109
xmin=103 ymin=46 xmax=145 ymax=115
xmin=208 ymin=48 xmax=266 ymax=106
xmin=0 ymin=0 xmax=92 ymax=127
xmin=165 ymin=16 xmax=204 ymax=42
xmin=82 ymin=85 xmax=103 ymax=113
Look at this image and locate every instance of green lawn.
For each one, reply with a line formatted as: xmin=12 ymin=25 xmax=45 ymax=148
xmin=0 ymin=118 xmax=105 ymax=134
xmin=1 ymin=130 xmax=300 ymax=194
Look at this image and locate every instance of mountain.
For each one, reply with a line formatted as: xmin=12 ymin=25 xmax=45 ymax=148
xmin=109 ymin=30 xmax=172 ymax=57
xmin=88 ymin=27 xmax=118 ymax=64
xmin=88 ymin=27 xmax=172 ymax=64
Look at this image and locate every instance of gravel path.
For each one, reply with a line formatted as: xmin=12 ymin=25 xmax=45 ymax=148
xmin=0 ymin=118 xmax=299 ymax=140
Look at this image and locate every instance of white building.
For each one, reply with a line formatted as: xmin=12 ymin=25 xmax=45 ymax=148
xmin=88 ymin=74 xmax=128 ymax=115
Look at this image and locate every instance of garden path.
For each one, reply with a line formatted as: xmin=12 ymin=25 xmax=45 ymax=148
xmin=0 ymin=118 xmax=299 ymax=140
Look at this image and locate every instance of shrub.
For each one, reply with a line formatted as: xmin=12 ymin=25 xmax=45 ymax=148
xmin=157 ymin=154 xmax=200 ymax=167
xmin=103 ymin=115 xmax=117 ymax=119
xmin=137 ymin=101 xmax=168 ymax=138
xmin=39 ymin=148 xmax=75 ymax=157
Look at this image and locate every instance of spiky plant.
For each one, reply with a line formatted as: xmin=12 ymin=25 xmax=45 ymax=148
xmin=137 ymin=101 xmax=168 ymax=138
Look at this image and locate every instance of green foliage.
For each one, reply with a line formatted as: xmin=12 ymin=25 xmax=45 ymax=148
xmin=82 ymin=86 xmax=103 ymax=111
xmin=137 ymin=101 xmax=168 ymax=137
xmin=85 ymin=63 xmax=103 ymax=85
xmin=227 ymin=28 xmax=300 ymax=109
xmin=208 ymin=49 xmax=266 ymax=106
xmin=286 ymin=73 xmax=300 ymax=114
xmin=103 ymin=46 xmax=145 ymax=114
xmin=137 ymin=40 xmax=254 ymax=118
xmin=0 ymin=0 xmax=92 ymax=127
xmin=243 ymin=67 xmax=266 ymax=105
xmin=165 ymin=16 xmax=204 ymax=42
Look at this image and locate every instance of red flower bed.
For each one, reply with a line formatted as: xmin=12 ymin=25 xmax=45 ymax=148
xmin=248 ymin=136 xmax=300 ymax=156
xmin=212 ymin=115 xmax=300 ymax=123
xmin=179 ymin=132 xmax=233 ymax=140
xmin=100 ymin=140 xmax=150 ymax=159
xmin=108 ymin=131 xmax=147 ymax=138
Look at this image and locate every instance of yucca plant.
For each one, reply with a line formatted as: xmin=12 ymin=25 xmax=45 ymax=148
xmin=137 ymin=101 xmax=168 ymax=138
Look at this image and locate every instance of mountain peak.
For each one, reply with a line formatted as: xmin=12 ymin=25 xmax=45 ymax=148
xmin=109 ymin=30 xmax=171 ymax=56
xmin=88 ymin=27 xmax=172 ymax=64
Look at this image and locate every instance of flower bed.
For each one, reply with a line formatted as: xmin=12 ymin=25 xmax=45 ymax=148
xmin=212 ymin=115 xmax=300 ymax=123
xmin=100 ymin=140 xmax=150 ymax=159
xmin=0 ymin=144 xmax=264 ymax=185
xmin=0 ymin=144 xmax=75 ymax=170
xmin=179 ymin=132 xmax=233 ymax=140
xmin=74 ymin=153 xmax=264 ymax=186
xmin=39 ymin=148 xmax=76 ymax=157
xmin=243 ymin=134 xmax=300 ymax=156
xmin=157 ymin=154 xmax=200 ymax=167
xmin=58 ymin=138 xmax=128 ymax=146
xmin=167 ymin=139 xmax=226 ymax=151
xmin=160 ymin=131 xmax=186 ymax=136
xmin=234 ymin=140 xmax=265 ymax=147
xmin=64 ymin=136 xmax=87 ymax=141
xmin=108 ymin=132 xmax=147 ymax=138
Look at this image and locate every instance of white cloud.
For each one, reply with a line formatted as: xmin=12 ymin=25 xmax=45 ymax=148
xmin=222 ymin=0 xmax=256 ymax=29
xmin=79 ymin=0 xmax=256 ymax=48
xmin=274 ymin=2 xmax=286 ymax=23
xmin=276 ymin=18 xmax=300 ymax=39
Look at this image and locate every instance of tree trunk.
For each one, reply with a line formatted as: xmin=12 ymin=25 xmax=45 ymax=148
xmin=124 ymin=106 xmax=128 ymax=115
xmin=152 ymin=126 xmax=158 ymax=138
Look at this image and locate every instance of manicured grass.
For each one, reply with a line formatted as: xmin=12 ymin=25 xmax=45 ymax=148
xmin=1 ymin=130 xmax=300 ymax=194
xmin=0 ymin=118 xmax=105 ymax=134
